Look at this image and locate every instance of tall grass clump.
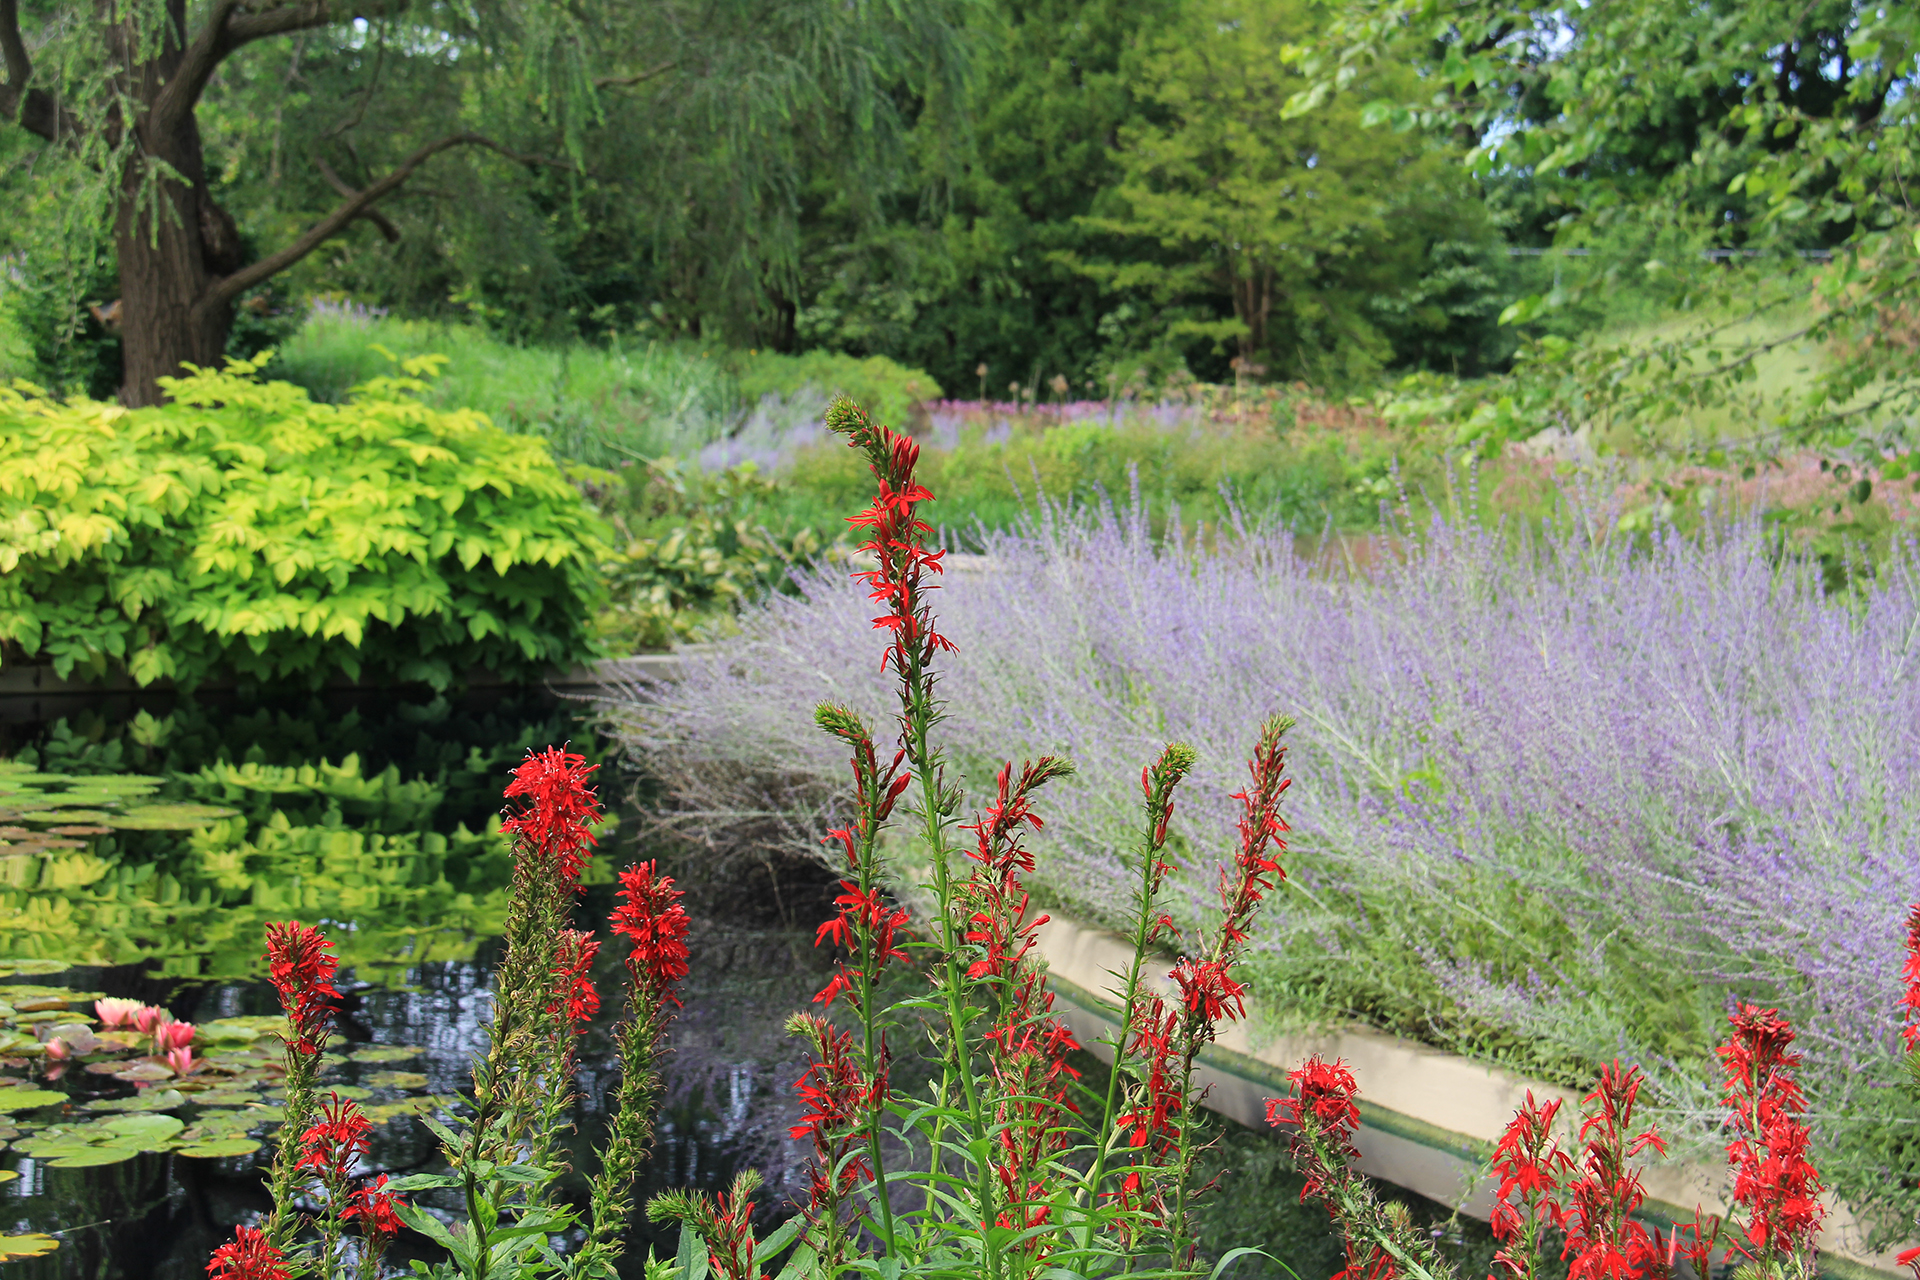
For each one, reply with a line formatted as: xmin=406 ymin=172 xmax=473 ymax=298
xmin=626 ymin=491 xmax=1920 ymax=1235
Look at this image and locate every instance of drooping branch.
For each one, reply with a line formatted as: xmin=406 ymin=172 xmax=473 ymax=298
xmin=317 ymin=158 xmax=401 ymax=242
xmin=154 ymin=0 xmax=410 ymax=135
xmin=200 ymin=131 xmax=578 ymax=310
xmin=596 ymin=60 xmax=678 ymax=89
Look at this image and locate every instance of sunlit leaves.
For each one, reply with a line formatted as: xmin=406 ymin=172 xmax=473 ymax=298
xmin=0 ymin=355 xmax=609 ymax=690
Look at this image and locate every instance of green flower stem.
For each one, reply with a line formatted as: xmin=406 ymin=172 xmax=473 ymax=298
xmin=1084 ymin=746 xmax=1193 ymax=1225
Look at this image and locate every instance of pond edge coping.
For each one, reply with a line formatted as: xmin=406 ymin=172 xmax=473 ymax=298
xmin=1030 ymin=910 xmax=1912 ymax=1280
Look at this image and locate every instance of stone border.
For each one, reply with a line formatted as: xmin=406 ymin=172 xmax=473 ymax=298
xmin=1031 ymin=912 xmax=1911 ymax=1280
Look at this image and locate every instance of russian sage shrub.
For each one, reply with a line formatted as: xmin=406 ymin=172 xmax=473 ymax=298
xmin=627 ymin=502 xmax=1920 ymax=1226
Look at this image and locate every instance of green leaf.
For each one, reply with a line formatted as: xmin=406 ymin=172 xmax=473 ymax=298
xmin=0 ymin=1234 xmax=59 ymax=1258
xmin=0 ymin=1089 xmax=69 ymax=1112
xmin=46 ymin=1144 xmax=143 ymax=1167
xmin=175 ymin=1138 xmax=263 ymax=1158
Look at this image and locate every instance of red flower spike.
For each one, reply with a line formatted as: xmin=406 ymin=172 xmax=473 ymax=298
xmin=501 ymin=745 xmax=602 ymax=886
xmin=1902 ymin=905 xmax=1920 ymax=1053
xmin=297 ymin=1092 xmax=373 ymax=1180
xmin=1488 ymin=1093 xmax=1575 ymax=1280
xmin=611 ymin=861 xmax=691 ymax=1004
xmin=264 ymin=921 xmax=339 ymax=1055
xmin=206 ymin=1226 xmax=289 ymax=1280
xmin=826 ymin=397 xmax=957 ymax=677
xmin=1561 ymin=1062 xmax=1665 ymax=1280
xmin=551 ymin=928 xmax=600 ymax=1029
xmin=788 ymin=1012 xmax=877 ymax=1212
xmin=1718 ymin=1003 xmax=1824 ymax=1263
xmin=345 ymin=1173 xmax=407 ymax=1239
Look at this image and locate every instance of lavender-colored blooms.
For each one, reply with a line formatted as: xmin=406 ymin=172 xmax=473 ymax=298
xmin=305 ymin=297 xmax=389 ymax=327
xmin=620 ymin=505 xmax=1920 ymax=1142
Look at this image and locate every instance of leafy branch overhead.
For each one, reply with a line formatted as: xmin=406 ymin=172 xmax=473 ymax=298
xmin=1283 ymin=0 xmax=1920 ymax=455
xmin=0 ymin=353 xmax=609 ymax=690
xmin=0 ymin=0 xmax=968 ymax=404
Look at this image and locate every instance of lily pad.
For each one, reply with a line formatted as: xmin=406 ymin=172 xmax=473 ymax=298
xmin=348 ymin=1045 xmax=424 ymax=1064
xmin=0 ymin=1089 xmax=68 ymax=1112
xmin=101 ymin=1113 xmax=185 ymax=1147
xmin=192 ymin=1090 xmax=265 ymax=1110
xmin=15 ymin=809 xmax=116 ymax=823
xmin=84 ymin=1089 xmax=187 ymax=1112
xmin=112 ymin=1062 xmax=176 ymax=1082
xmin=0 ymin=1233 xmax=59 ymax=1258
xmin=45 ymin=825 xmax=113 ymax=837
xmin=176 ymin=1137 xmax=262 ymax=1158
xmin=0 ymin=959 xmax=77 ymax=977
xmin=46 ymin=1145 xmax=142 ymax=1167
xmin=200 ymin=1017 xmax=287 ymax=1039
xmin=103 ymin=804 xmax=240 ymax=830
xmin=363 ymin=1070 xmax=429 ymax=1090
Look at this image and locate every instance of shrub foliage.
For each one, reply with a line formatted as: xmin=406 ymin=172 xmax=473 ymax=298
xmin=0 ymin=355 xmax=608 ymax=689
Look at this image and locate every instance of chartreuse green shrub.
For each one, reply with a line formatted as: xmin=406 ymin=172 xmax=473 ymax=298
xmin=0 ymin=354 xmax=609 ymax=689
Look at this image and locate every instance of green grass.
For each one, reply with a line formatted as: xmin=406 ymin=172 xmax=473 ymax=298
xmin=272 ymin=307 xmax=943 ymax=469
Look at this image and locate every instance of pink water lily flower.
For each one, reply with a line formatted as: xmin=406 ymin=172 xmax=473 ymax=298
xmin=165 ymin=1046 xmax=198 ymax=1077
xmin=131 ymin=1006 xmax=173 ymax=1035
xmin=95 ymin=997 xmax=144 ymax=1028
xmin=151 ymin=1021 xmax=195 ymax=1053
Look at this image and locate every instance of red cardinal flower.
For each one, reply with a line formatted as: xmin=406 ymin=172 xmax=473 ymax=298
xmin=297 ymin=1092 xmax=373 ymax=1180
xmin=611 ymin=861 xmax=690 ymax=1003
xmin=345 ymin=1173 xmax=407 ymax=1239
xmin=1903 ymin=905 xmax=1920 ymax=1052
xmin=1719 ymin=1004 xmax=1824 ymax=1261
xmin=264 ymin=921 xmax=339 ymax=1054
xmin=502 ymin=745 xmax=602 ymax=885
xmin=206 ymin=1226 xmax=289 ymax=1280
xmin=1488 ymin=1093 xmax=1574 ymax=1280
xmin=1562 ymin=1062 xmax=1665 ymax=1280
xmin=551 ymin=928 xmax=601 ymax=1029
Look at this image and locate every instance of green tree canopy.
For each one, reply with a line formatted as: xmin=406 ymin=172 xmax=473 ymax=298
xmin=0 ymin=0 xmax=963 ymax=403
xmin=1290 ymin=0 xmax=1920 ymax=452
xmin=1069 ymin=0 xmax=1469 ymax=383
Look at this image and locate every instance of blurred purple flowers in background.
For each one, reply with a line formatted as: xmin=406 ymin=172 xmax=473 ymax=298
xmin=624 ymin=498 xmax=1920 ymax=1193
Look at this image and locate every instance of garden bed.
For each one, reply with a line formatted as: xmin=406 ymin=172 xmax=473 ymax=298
xmin=619 ymin=495 xmax=1920 ymax=1252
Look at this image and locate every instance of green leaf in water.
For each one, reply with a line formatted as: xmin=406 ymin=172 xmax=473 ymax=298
xmin=0 ymin=1089 xmax=69 ymax=1112
xmin=0 ymin=1233 xmax=59 ymax=1258
xmin=364 ymin=1071 xmax=428 ymax=1090
xmin=175 ymin=1138 xmax=262 ymax=1158
xmin=348 ymin=1045 xmax=424 ymax=1063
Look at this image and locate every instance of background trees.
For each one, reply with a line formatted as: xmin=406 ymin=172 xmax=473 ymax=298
xmin=4 ymin=0 xmax=1916 ymax=445
xmin=0 ymin=0 xmax=962 ymax=404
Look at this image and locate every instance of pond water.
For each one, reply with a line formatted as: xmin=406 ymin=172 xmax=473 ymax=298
xmin=0 ymin=686 xmax=1489 ymax=1280
xmin=0 ymin=687 xmax=844 ymax=1278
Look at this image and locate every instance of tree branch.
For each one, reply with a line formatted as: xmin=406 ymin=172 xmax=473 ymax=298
xmin=316 ymin=157 xmax=401 ymax=242
xmin=155 ymin=0 xmax=410 ymax=135
xmin=202 ymin=130 xmax=573 ymax=310
xmin=0 ymin=0 xmax=29 ymax=87
xmin=0 ymin=0 xmax=77 ymax=140
xmin=596 ymin=59 xmax=678 ymax=89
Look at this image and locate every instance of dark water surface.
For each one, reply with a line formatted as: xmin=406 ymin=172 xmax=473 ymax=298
xmin=0 ymin=686 xmax=838 ymax=1278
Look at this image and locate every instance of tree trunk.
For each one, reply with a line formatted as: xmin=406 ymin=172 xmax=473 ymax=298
xmin=111 ymin=0 xmax=246 ymax=407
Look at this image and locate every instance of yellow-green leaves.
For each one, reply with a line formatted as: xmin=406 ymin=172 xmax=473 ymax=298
xmin=0 ymin=356 xmax=609 ymax=690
